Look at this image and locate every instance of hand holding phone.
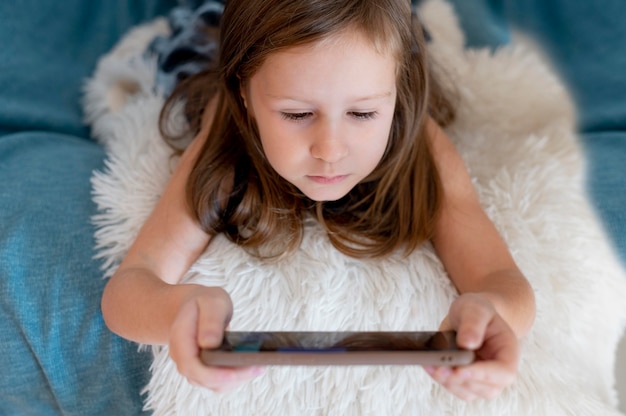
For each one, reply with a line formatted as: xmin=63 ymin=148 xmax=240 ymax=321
xmin=201 ymin=330 xmax=475 ymax=366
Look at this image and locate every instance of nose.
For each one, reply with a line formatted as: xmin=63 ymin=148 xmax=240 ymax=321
xmin=310 ymin=124 xmax=349 ymax=163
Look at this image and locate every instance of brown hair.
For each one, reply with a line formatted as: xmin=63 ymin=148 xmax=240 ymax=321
xmin=160 ymin=0 xmax=455 ymax=258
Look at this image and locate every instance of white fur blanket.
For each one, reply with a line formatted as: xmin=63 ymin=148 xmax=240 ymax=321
xmin=85 ymin=1 xmax=626 ymax=415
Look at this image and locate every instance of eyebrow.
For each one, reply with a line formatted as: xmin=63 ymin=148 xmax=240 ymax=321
xmin=352 ymin=92 xmax=394 ymax=102
xmin=267 ymin=91 xmax=394 ymax=103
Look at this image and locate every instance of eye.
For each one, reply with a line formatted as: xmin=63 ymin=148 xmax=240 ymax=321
xmin=281 ymin=112 xmax=312 ymax=122
xmin=349 ymin=111 xmax=378 ymax=120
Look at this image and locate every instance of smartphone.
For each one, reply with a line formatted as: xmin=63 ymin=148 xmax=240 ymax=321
xmin=200 ymin=330 xmax=474 ymax=366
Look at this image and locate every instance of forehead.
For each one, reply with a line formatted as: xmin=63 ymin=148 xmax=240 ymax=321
xmin=249 ymin=29 xmax=398 ymax=103
xmin=314 ymin=25 xmax=401 ymax=58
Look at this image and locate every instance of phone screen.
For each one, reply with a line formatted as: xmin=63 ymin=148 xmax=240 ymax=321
xmin=201 ymin=330 xmax=474 ymax=366
xmin=219 ymin=331 xmax=457 ymax=352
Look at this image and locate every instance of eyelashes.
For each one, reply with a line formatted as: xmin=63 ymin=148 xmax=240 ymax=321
xmin=350 ymin=111 xmax=378 ymax=121
xmin=281 ymin=111 xmax=379 ymax=122
xmin=281 ymin=112 xmax=311 ymax=121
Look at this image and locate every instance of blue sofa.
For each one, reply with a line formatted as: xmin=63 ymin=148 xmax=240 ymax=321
xmin=448 ymin=0 xmax=626 ymax=264
xmin=0 ymin=2 xmax=175 ymax=415
xmin=1 ymin=1 xmax=624 ymax=414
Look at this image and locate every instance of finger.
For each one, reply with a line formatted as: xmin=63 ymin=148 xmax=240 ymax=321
xmin=452 ymin=372 xmax=510 ymax=401
xmin=443 ymin=380 xmax=479 ymax=402
xmin=470 ymin=320 xmax=520 ymax=378
xmin=448 ymin=296 xmax=520 ymax=369
xmin=168 ymin=299 xmax=231 ymax=374
xmin=462 ymin=380 xmax=506 ymax=401
xmin=457 ymin=360 xmax=517 ymax=387
xmin=169 ymin=300 xmax=204 ymax=371
xmin=196 ymin=294 xmax=233 ymax=349
xmin=427 ymin=365 xmax=512 ymax=401
xmin=189 ymin=365 xmax=266 ymax=392
xmin=446 ymin=377 xmax=501 ymax=401
xmin=449 ymin=298 xmax=494 ymax=351
xmin=425 ymin=366 xmax=480 ymax=401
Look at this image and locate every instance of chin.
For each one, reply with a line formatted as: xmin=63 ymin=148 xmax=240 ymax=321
xmin=301 ymin=187 xmax=352 ymax=202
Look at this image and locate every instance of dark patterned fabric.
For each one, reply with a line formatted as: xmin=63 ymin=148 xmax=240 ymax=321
xmin=148 ymin=1 xmax=427 ymax=95
xmin=148 ymin=1 xmax=224 ymax=95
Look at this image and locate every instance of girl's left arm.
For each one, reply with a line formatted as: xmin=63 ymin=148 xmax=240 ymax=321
xmin=427 ymin=117 xmax=535 ymax=337
xmin=426 ymin=118 xmax=536 ymax=400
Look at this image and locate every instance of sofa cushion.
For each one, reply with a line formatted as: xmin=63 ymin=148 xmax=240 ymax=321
xmin=443 ymin=0 xmax=511 ymax=48
xmin=500 ymin=1 xmax=626 ymax=266
xmin=581 ymin=132 xmax=626 ymax=264
xmin=0 ymin=1 xmax=176 ymax=413
xmin=500 ymin=1 xmax=626 ymax=133
xmin=0 ymin=1 xmax=176 ymax=138
xmin=0 ymin=133 xmax=152 ymax=415
xmin=445 ymin=0 xmax=626 ymax=266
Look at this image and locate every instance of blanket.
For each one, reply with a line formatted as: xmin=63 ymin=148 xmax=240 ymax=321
xmin=84 ymin=1 xmax=626 ymax=414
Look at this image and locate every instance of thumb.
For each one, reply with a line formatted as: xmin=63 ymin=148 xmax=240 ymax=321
xmin=196 ymin=293 xmax=233 ymax=349
xmin=448 ymin=295 xmax=494 ymax=350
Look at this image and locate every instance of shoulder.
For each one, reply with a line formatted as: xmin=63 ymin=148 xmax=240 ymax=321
xmin=425 ymin=117 xmax=474 ymax=202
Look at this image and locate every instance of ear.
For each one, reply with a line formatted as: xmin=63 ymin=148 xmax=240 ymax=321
xmin=240 ymin=81 xmax=255 ymax=118
xmin=239 ymin=76 xmax=248 ymax=109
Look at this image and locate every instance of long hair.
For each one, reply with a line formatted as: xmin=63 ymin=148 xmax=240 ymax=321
xmin=160 ymin=0 xmax=455 ymax=258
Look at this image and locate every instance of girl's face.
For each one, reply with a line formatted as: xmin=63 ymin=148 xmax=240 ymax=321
xmin=242 ymin=29 xmax=398 ymax=201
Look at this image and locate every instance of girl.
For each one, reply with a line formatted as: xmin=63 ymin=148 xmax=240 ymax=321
xmin=101 ymin=0 xmax=536 ymax=401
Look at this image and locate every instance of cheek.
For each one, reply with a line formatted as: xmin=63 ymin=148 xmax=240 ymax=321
xmin=257 ymin=120 xmax=282 ymax=155
xmin=363 ymin=120 xmax=393 ymax=166
xmin=250 ymin=111 xmax=276 ymax=154
xmin=259 ymin=136 xmax=283 ymax=167
xmin=256 ymin=121 xmax=300 ymax=174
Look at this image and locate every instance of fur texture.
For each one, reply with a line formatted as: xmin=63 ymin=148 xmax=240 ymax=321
xmin=84 ymin=1 xmax=626 ymax=414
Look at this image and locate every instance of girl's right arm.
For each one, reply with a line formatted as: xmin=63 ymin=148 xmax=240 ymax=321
xmin=101 ymin=100 xmax=263 ymax=391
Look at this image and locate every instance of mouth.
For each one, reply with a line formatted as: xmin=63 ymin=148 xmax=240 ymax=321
xmin=306 ymin=175 xmax=349 ymax=185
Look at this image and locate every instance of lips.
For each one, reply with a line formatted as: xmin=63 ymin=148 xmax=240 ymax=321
xmin=307 ymin=175 xmax=349 ymax=184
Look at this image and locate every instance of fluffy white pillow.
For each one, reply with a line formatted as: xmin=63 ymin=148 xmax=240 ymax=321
xmin=85 ymin=1 xmax=626 ymax=414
